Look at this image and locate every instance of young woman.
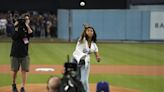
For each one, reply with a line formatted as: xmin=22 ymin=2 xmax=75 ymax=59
xmin=72 ymin=25 xmax=101 ymax=92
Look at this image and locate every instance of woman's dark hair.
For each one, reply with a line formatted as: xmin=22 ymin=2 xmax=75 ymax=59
xmin=79 ymin=26 xmax=97 ymax=43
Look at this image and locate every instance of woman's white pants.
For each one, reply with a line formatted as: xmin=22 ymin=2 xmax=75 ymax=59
xmin=80 ymin=62 xmax=90 ymax=92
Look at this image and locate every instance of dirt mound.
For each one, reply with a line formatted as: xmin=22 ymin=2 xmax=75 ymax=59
xmin=1 ymin=65 xmax=164 ymax=75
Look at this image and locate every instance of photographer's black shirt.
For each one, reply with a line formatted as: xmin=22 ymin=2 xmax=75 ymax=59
xmin=10 ymin=29 xmax=33 ymax=58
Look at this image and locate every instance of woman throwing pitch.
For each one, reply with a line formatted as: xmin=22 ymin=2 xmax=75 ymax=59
xmin=72 ymin=24 xmax=101 ymax=92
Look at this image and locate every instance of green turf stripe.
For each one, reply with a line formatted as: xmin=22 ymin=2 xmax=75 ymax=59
xmin=1 ymin=74 xmax=164 ymax=92
xmin=0 ymin=43 xmax=164 ymax=65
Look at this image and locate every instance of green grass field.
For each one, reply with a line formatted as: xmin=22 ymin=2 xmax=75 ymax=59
xmin=0 ymin=42 xmax=164 ymax=92
xmin=1 ymin=42 xmax=164 ymax=65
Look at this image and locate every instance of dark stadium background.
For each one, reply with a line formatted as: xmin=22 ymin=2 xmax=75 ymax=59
xmin=0 ymin=0 xmax=164 ymax=12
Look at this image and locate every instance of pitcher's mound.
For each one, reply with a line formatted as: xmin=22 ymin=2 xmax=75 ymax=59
xmin=0 ymin=84 xmax=139 ymax=92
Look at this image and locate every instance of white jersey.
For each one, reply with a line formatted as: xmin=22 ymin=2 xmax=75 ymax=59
xmin=73 ymin=38 xmax=98 ymax=64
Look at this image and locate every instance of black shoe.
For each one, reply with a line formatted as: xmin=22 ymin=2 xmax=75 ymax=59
xmin=12 ymin=84 xmax=18 ymax=92
xmin=20 ymin=87 xmax=25 ymax=92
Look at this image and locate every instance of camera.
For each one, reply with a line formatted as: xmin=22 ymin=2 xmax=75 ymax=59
xmin=60 ymin=62 xmax=85 ymax=92
xmin=64 ymin=62 xmax=77 ymax=78
xmin=59 ymin=55 xmax=85 ymax=92
xmin=17 ymin=17 xmax=26 ymax=28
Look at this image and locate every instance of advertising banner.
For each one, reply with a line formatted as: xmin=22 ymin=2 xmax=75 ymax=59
xmin=150 ymin=11 xmax=164 ymax=40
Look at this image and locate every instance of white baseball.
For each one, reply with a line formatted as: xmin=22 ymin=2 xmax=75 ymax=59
xmin=80 ymin=2 xmax=85 ymax=6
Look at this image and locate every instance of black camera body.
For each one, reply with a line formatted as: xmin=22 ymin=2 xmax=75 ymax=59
xmin=64 ymin=62 xmax=78 ymax=78
xmin=60 ymin=62 xmax=85 ymax=92
xmin=64 ymin=62 xmax=77 ymax=72
xmin=17 ymin=18 xmax=26 ymax=28
xmin=59 ymin=55 xmax=85 ymax=92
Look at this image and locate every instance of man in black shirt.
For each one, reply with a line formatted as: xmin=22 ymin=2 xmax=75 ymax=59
xmin=10 ymin=14 xmax=33 ymax=92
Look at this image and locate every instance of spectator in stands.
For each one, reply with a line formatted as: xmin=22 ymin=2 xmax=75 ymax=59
xmin=0 ymin=18 xmax=7 ymax=35
xmin=6 ymin=20 xmax=14 ymax=37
